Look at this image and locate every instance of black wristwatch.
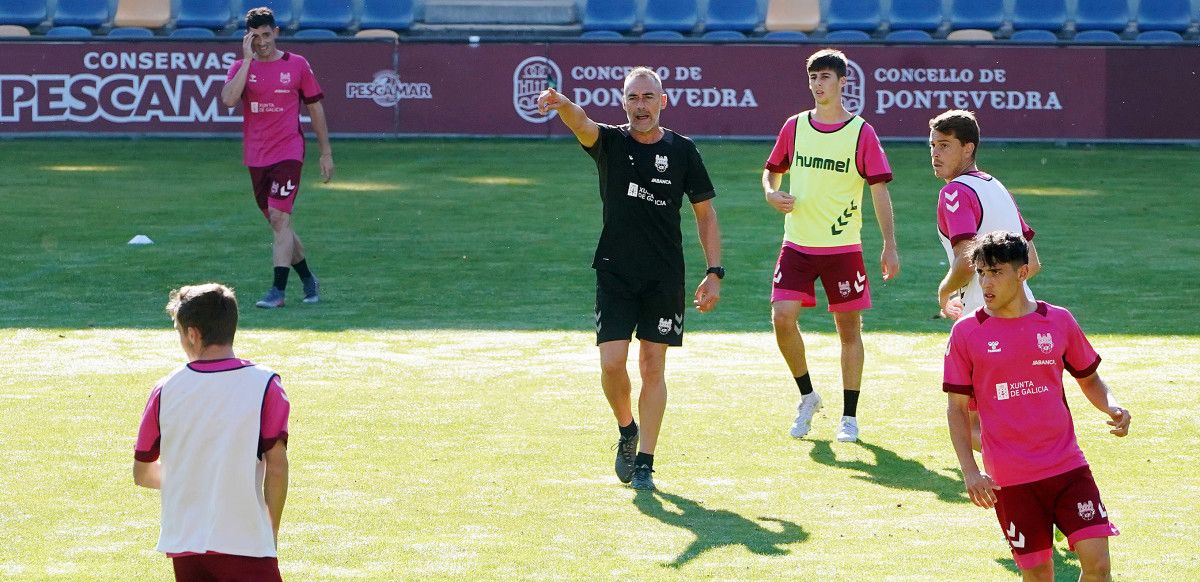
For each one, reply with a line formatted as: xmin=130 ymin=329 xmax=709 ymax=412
xmin=705 ymin=266 xmax=726 ymax=280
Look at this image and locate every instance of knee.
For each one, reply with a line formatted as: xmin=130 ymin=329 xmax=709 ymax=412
xmin=1080 ymin=553 xmax=1112 ymax=579
xmin=771 ymin=308 xmax=797 ymax=333
xmin=599 ymin=357 xmax=627 ymax=378
xmin=1020 ymin=560 xmax=1054 ymax=582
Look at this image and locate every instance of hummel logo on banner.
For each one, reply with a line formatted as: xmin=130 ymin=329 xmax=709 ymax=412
xmin=1006 ymin=522 xmax=1026 ymax=548
xmin=280 ymin=180 xmax=296 ymax=198
xmin=988 ymin=341 xmax=1001 ymax=353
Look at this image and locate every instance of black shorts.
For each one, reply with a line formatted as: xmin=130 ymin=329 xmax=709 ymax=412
xmin=595 ymin=269 xmax=685 ymax=346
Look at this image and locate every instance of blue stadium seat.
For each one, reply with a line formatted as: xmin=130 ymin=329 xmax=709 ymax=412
xmin=704 ymin=0 xmax=761 ymax=33
xmin=702 ymin=29 xmax=746 ymax=40
xmin=108 ymin=26 xmax=155 ymax=37
xmin=582 ymin=0 xmax=636 ymax=33
xmin=0 ymin=0 xmax=47 ymax=27
xmin=1008 ymin=29 xmax=1058 ymax=43
xmin=889 ymin=0 xmax=942 ymax=32
xmin=824 ymin=29 xmax=872 ymax=41
xmin=299 ymin=0 xmax=353 ymax=32
xmin=1134 ymin=29 xmax=1184 ymax=42
xmin=762 ymin=30 xmax=807 ymax=41
xmin=885 ymin=29 xmax=933 ymax=41
xmin=1072 ymin=29 xmax=1121 ymax=42
xmin=360 ymin=0 xmax=414 ymax=31
xmin=1074 ymin=0 xmax=1130 ymax=32
xmin=237 ymin=0 xmax=294 ymax=29
xmin=640 ymin=29 xmax=686 ymax=40
xmin=1011 ymin=0 xmax=1065 ymax=32
xmin=46 ymin=25 xmax=93 ymax=37
xmin=826 ymin=0 xmax=882 ymax=32
xmin=950 ymin=0 xmax=1003 ymax=31
xmin=581 ymin=29 xmax=624 ymax=39
xmin=170 ymin=27 xmax=218 ymax=38
xmin=643 ymin=0 xmax=698 ymax=33
xmin=177 ymin=0 xmax=231 ymax=29
xmin=1137 ymin=0 xmax=1191 ymax=33
xmin=53 ymin=0 xmax=111 ymax=27
xmin=293 ymin=28 xmax=338 ymax=38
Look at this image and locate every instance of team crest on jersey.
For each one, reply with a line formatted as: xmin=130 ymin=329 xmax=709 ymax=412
xmin=657 ymin=317 xmax=672 ymax=335
xmin=1036 ymin=332 xmax=1054 ymax=354
xmin=279 ymin=72 xmax=291 ymax=85
xmin=838 ymin=281 xmax=851 ymax=298
xmin=654 ymin=155 xmax=669 ymax=172
xmin=1078 ymin=500 xmax=1096 ymax=520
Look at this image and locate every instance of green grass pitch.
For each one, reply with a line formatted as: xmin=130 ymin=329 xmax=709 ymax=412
xmin=0 ymin=138 xmax=1197 ymax=579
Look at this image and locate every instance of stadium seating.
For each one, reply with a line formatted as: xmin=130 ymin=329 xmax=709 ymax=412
xmin=762 ymin=30 xmax=808 ymax=41
xmin=108 ymin=26 xmax=155 ymax=37
xmin=824 ymin=29 xmax=872 ymax=40
xmin=1074 ymin=0 xmax=1130 ymax=33
xmin=888 ymin=0 xmax=942 ymax=32
xmin=704 ymin=0 xmax=761 ymax=33
xmin=1008 ymin=29 xmax=1058 ymax=42
xmin=1072 ymin=29 xmax=1121 ymax=42
xmin=177 ymin=0 xmax=231 ymax=29
xmin=946 ymin=29 xmax=995 ymax=41
xmin=46 ymin=25 xmax=94 ymax=37
xmin=169 ymin=27 xmax=217 ymax=37
xmin=765 ymin=0 xmax=819 ymax=32
xmin=359 ymin=0 xmax=414 ymax=31
xmin=0 ymin=24 xmax=32 ymax=36
xmin=293 ymin=27 xmax=338 ymax=37
xmin=0 ymin=0 xmax=47 ymax=27
xmin=640 ymin=29 xmax=685 ymax=40
xmin=114 ymin=0 xmax=170 ymax=28
xmin=1134 ymin=29 xmax=1185 ymax=42
xmin=1136 ymin=0 xmax=1192 ymax=33
xmin=581 ymin=0 xmax=636 ymax=33
xmin=885 ymin=29 xmax=933 ymax=41
xmin=581 ymin=29 xmax=624 ymax=39
xmin=299 ymin=0 xmax=354 ymax=32
xmin=643 ymin=0 xmax=699 ymax=33
xmin=702 ymin=29 xmax=746 ymax=40
xmin=355 ymin=28 xmax=399 ymax=38
xmin=826 ymin=0 xmax=882 ymax=32
xmin=52 ymin=0 xmax=112 ymax=27
xmin=950 ymin=0 xmax=1004 ymax=31
xmin=1011 ymin=0 xmax=1065 ymax=32
xmin=237 ymin=0 xmax=294 ymax=29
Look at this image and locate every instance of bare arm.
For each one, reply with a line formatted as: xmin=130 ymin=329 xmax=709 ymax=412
xmin=263 ymin=441 xmax=289 ymax=545
xmin=869 ymin=182 xmax=900 ymax=280
xmin=220 ymin=34 xmax=254 ymax=107
xmin=536 ymin=88 xmax=599 ymax=148
xmin=762 ymin=169 xmax=794 ymax=213
xmin=938 ymin=237 xmax=976 ymax=315
xmin=692 ymin=200 xmax=722 ymax=313
xmin=947 ymin=393 xmax=998 ymax=508
xmin=1076 ymin=372 xmax=1131 ymax=437
xmin=1026 ymin=240 xmax=1041 ymax=280
xmin=305 ymin=100 xmax=334 ymax=182
xmin=133 ymin=460 xmax=161 ymax=490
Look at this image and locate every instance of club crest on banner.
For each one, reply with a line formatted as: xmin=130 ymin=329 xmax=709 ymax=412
xmin=513 ymin=56 xmax=563 ymax=123
xmin=842 ymin=59 xmax=866 ymax=115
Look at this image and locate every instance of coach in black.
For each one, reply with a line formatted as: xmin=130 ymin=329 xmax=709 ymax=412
xmin=537 ymin=67 xmax=723 ymax=491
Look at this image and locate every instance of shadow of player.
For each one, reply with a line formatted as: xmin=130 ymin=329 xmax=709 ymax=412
xmin=996 ymin=544 xmax=1082 ymax=579
xmin=632 ymin=489 xmax=809 ymax=569
xmin=807 ymin=439 xmax=969 ymax=504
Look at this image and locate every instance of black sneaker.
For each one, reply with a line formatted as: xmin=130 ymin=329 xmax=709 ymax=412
xmin=613 ymin=432 xmax=638 ymax=483
xmin=630 ymin=464 xmax=655 ymax=490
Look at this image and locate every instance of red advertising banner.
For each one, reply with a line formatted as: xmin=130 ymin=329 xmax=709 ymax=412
xmin=2 ymin=40 xmax=1197 ymax=141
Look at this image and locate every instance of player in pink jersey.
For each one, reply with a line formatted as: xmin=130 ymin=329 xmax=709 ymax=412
xmin=762 ymin=49 xmax=900 ymax=443
xmin=221 ymin=7 xmax=334 ymax=310
xmin=943 ymin=232 xmax=1130 ymax=580
xmin=134 ymin=283 xmax=290 ymax=581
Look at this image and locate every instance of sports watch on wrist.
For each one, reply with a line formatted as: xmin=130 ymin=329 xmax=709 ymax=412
xmin=705 ymin=266 xmax=726 ymax=280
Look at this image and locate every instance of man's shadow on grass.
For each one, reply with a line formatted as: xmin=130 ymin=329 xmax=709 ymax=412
xmin=997 ymin=545 xmax=1081 ymax=579
xmin=807 ymin=440 xmax=969 ymax=504
xmin=632 ymin=489 xmax=809 ymax=569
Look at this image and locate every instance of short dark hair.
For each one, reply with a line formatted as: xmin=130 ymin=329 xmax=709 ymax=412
xmin=970 ymin=231 xmax=1028 ymax=268
xmin=245 ymin=7 xmax=276 ymax=29
xmin=807 ymin=49 xmax=848 ymax=78
xmin=929 ymin=109 xmax=980 ymax=154
xmin=166 ymin=283 xmax=239 ymax=347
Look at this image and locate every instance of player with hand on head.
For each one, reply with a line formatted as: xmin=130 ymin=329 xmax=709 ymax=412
xmin=761 ymin=49 xmax=899 ymax=443
xmin=221 ymin=7 xmax=333 ymax=309
xmin=943 ymin=231 xmax=1129 ymax=581
xmin=537 ymin=67 xmax=723 ymax=491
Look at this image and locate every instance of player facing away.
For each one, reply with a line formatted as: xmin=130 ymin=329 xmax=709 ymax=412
xmin=221 ymin=7 xmax=334 ymax=309
xmin=761 ymin=49 xmax=899 ymax=443
xmin=536 ymin=67 xmax=723 ymax=491
xmin=931 ymin=109 xmax=1041 ymax=320
xmin=943 ymin=232 xmax=1130 ymax=581
xmin=134 ymin=283 xmax=290 ymax=581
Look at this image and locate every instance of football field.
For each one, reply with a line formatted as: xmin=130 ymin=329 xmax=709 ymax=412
xmin=1 ymin=138 xmax=1197 ymax=579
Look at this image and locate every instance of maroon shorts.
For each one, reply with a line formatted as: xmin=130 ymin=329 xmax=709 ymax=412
xmin=248 ymin=160 xmax=303 ymax=219
xmin=994 ymin=465 xmax=1119 ymax=569
xmin=771 ymin=245 xmax=871 ymax=312
xmin=172 ymin=553 xmax=281 ymax=581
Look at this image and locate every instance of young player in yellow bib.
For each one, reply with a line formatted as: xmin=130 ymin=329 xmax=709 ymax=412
xmin=761 ymin=49 xmax=899 ymax=442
